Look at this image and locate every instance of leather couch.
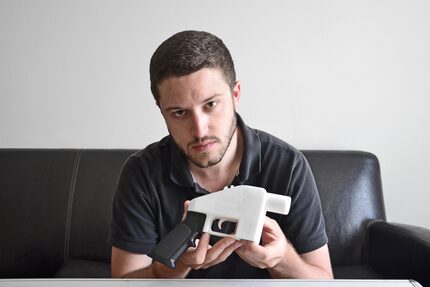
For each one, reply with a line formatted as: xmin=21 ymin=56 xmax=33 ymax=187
xmin=0 ymin=149 xmax=429 ymax=285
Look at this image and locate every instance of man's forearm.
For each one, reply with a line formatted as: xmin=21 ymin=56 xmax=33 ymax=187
xmin=123 ymin=261 xmax=191 ymax=279
xmin=269 ymin=257 xmax=333 ymax=279
xmin=268 ymin=244 xmax=333 ymax=279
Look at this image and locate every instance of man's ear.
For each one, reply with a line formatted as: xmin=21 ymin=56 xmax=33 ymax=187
xmin=232 ymin=80 xmax=241 ymax=108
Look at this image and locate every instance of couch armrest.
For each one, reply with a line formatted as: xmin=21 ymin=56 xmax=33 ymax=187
xmin=365 ymin=220 xmax=430 ymax=286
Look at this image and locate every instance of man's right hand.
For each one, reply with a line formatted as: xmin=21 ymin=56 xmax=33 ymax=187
xmin=177 ymin=200 xmax=242 ymax=271
xmin=178 ymin=232 xmax=242 ymax=271
xmin=111 ymin=201 xmax=242 ymax=278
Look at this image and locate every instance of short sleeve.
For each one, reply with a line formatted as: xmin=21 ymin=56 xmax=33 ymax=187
xmin=282 ymin=153 xmax=328 ymax=254
xmin=110 ymin=156 xmax=158 ymax=254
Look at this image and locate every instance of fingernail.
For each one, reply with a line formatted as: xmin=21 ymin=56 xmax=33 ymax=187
xmin=227 ymin=238 xmax=236 ymax=244
xmin=234 ymin=241 xmax=243 ymax=249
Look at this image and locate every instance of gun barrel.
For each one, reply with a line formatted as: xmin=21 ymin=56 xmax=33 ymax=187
xmin=266 ymin=193 xmax=291 ymax=214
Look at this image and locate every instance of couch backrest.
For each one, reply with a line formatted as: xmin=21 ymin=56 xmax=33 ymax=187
xmin=0 ymin=149 xmax=76 ymax=277
xmin=0 ymin=149 xmax=134 ymax=277
xmin=302 ymin=151 xmax=386 ymax=267
xmin=0 ymin=149 xmax=386 ymax=277
xmin=66 ymin=150 xmax=134 ymax=263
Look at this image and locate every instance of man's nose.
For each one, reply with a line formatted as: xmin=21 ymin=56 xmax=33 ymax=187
xmin=191 ymin=112 xmax=209 ymax=138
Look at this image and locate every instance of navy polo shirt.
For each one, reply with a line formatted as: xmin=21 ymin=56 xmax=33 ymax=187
xmin=110 ymin=114 xmax=327 ymax=278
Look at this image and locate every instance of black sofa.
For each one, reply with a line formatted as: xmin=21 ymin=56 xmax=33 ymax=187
xmin=0 ymin=149 xmax=429 ymax=285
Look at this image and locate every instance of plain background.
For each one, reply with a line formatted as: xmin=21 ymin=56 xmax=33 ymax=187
xmin=1 ymin=1 xmax=429 ymax=229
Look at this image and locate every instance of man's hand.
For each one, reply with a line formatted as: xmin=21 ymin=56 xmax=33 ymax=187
xmin=179 ymin=200 xmax=242 ymax=270
xmin=112 ymin=200 xmax=242 ymax=279
xmin=179 ymin=233 xmax=242 ymax=270
xmin=235 ymin=216 xmax=287 ymax=269
xmin=235 ymin=217 xmax=333 ymax=279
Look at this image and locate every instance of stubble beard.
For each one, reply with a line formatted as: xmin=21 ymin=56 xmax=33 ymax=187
xmin=185 ymin=113 xmax=237 ymax=169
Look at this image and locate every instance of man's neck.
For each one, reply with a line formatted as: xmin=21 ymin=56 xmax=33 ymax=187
xmin=189 ymin=127 xmax=243 ymax=192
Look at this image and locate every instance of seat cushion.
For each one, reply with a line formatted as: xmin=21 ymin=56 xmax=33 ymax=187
xmin=333 ymin=264 xmax=383 ymax=279
xmin=55 ymin=259 xmax=111 ymax=278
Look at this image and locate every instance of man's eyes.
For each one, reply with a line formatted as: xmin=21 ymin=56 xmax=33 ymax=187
xmin=205 ymin=101 xmax=218 ymax=109
xmin=170 ymin=101 xmax=218 ymax=118
xmin=173 ymin=110 xmax=187 ymax=117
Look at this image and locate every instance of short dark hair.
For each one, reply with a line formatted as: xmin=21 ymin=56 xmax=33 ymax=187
xmin=150 ymin=30 xmax=236 ymax=104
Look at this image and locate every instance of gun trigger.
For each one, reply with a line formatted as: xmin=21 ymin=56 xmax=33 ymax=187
xmin=218 ymin=219 xmax=226 ymax=230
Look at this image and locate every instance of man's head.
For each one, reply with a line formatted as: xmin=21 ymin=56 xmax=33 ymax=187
xmin=150 ymin=30 xmax=236 ymax=106
xmin=150 ymin=31 xmax=241 ymax=169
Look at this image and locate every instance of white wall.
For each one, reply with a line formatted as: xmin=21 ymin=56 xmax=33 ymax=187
xmin=1 ymin=0 xmax=429 ymax=228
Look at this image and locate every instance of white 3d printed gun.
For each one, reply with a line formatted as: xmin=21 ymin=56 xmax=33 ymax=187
xmin=148 ymin=185 xmax=291 ymax=268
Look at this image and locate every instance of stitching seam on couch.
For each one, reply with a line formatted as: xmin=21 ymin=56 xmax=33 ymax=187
xmin=63 ymin=150 xmax=83 ymax=262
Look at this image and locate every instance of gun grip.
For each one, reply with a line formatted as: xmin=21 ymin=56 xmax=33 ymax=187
xmin=148 ymin=211 xmax=206 ymax=269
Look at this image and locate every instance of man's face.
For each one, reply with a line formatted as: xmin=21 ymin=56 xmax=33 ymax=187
xmin=158 ymin=68 xmax=240 ymax=168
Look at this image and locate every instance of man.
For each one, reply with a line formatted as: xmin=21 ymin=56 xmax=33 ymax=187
xmin=110 ymin=30 xmax=333 ymax=279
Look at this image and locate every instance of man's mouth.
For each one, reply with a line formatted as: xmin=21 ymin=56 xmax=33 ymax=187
xmin=191 ymin=141 xmax=216 ymax=152
xmin=189 ymin=139 xmax=218 ymax=152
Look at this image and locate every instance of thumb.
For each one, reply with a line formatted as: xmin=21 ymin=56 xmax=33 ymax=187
xmin=182 ymin=200 xmax=190 ymax=221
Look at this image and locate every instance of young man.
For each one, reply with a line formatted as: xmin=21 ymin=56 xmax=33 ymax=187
xmin=110 ymin=30 xmax=333 ymax=279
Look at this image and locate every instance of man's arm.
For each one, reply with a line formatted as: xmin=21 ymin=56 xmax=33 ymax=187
xmin=235 ymin=217 xmax=333 ymax=279
xmin=111 ymin=246 xmax=191 ymax=278
xmin=273 ymin=244 xmax=332 ymax=279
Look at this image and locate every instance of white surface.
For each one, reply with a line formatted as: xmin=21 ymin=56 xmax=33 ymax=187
xmin=0 ymin=279 xmax=422 ymax=287
xmin=1 ymin=1 xmax=429 ymax=229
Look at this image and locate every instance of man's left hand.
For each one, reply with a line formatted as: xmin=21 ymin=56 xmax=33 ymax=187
xmin=235 ymin=216 xmax=288 ymax=269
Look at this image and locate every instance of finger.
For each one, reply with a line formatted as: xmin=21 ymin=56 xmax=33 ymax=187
xmin=196 ymin=233 xmax=210 ymax=250
xmin=203 ymin=237 xmax=235 ymax=262
xmin=202 ymin=239 xmax=243 ymax=269
xmin=236 ymin=240 xmax=266 ymax=257
xmin=182 ymin=200 xmax=190 ymax=220
xmin=235 ymin=241 xmax=268 ymax=269
xmin=236 ymin=231 xmax=287 ymax=269
xmin=261 ymin=217 xmax=284 ymax=242
xmin=189 ymin=233 xmax=211 ymax=267
xmin=263 ymin=216 xmax=280 ymax=232
xmin=179 ymin=233 xmax=210 ymax=267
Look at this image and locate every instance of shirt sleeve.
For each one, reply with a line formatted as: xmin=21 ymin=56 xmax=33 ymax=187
xmin=110 ymin=156 xmax=158 ymax=254
xmin=282 ymin=152 xmax=328 ymax=254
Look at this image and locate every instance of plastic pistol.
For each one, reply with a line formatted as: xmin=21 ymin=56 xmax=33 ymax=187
xmin=148 ymin=185 xmax=291 ymax=269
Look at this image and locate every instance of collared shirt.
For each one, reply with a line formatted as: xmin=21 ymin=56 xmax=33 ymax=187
xmin=110 ymin=114 xmax=327 ymax=278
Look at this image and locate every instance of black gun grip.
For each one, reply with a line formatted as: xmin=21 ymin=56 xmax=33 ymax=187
xmin=148 ymin=211 xmax=206 ymax=269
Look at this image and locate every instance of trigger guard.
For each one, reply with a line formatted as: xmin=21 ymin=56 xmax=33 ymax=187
xmin=189 ymin=232 xmax=199 ymax=248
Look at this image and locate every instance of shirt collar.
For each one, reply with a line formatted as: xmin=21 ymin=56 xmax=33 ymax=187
xmin=235 ymin=114 xmax=262 ymax=183
xmin=169 ymin=138 xmax=194 ymax=187
xmin=169 ymin=113 xmax=262 ymax=188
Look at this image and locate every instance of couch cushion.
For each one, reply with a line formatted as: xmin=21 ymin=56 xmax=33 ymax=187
xmin=333 ymin=264 xmax=382 ymax=279
xmin=55 ymin=259 xmax=110 ymax=278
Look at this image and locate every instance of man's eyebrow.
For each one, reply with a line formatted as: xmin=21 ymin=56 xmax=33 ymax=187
xmin=203 ymin=93 xmax=223 ymax=103
xmin=164 ymin=93 xmax=223 ymax=112
xmin=164 ymin=105 xmax=184 ymax=112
